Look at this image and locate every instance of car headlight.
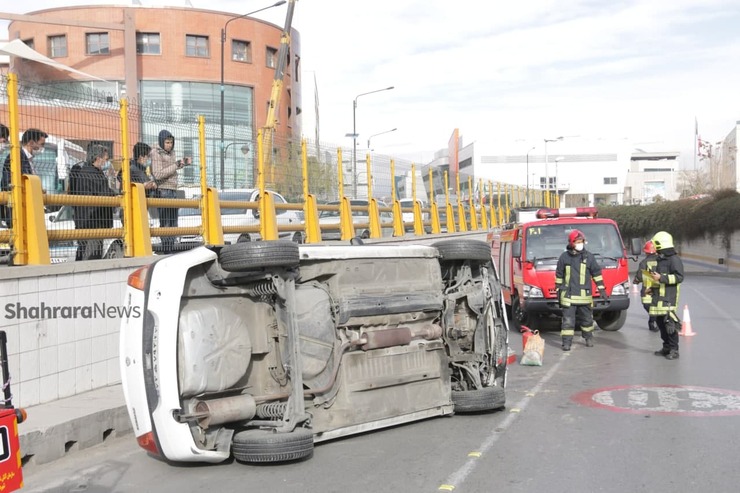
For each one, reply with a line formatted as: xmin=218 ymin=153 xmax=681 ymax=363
xmin=523 ymin=284 xmax=543 ymax=298
xmin=611 ymin=282 xmax=629 ymax=296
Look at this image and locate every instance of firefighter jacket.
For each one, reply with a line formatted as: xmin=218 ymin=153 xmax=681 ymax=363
xmin=634 ymin=253 xmax=659 ymax=305
xmin=648 ymin=248 xmax=684 ymax=316
xmin=555 ymin=247 xmax=606 ymax=306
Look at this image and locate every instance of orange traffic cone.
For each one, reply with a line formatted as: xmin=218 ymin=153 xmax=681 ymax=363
xmin=680 ymin=305 xmax=696 ymax=337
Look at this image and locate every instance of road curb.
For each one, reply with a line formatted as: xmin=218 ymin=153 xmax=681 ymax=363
xmin=18 ymin=385 xmax=132 ymax=468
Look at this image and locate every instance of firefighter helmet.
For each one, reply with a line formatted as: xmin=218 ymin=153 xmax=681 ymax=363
xmin=651 ymin=231 xmax=674 ymax=251
xmin=568 ymin=229 xmax=585 ymax=247
xmin=643 ymin=240 xmax=656 ymax=254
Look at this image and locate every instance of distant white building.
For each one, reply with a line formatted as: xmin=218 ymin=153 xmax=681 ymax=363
xmin=423 ymin=136 xmax=681 ymax=206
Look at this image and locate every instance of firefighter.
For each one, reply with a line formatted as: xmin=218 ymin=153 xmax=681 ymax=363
xmin=555 ymin=229 xmax=608 ymax=351
xmin=633 ymin=240 xmax=659 ymax=331
xmin=648 ymin=231 xmax=684 ymax=360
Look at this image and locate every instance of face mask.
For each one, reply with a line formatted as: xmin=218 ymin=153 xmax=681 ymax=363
xmin=32 ymin=146 xmax=44 ymax=156
xmin=574 ymin=243 xmax=584 ymax=252
xmin=0 ymin=143 xmax=7 ymax=153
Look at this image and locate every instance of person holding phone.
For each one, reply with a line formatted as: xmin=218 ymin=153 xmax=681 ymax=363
xmin=150 ymin=130 xmax=189 ymax=254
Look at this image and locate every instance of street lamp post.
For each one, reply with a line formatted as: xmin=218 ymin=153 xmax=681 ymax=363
xmin=554 ymin=156 xmax=564 ymax=207
xmin=544 ymin=136 xmax=563 ymax=206
xmin=351 ymin=86 xmax=394 ymax=198
xmin=220 ymin=1 xmax=286 ymax=190
xmin=525 ymin=146 xmax=535 ymax=206
xmin=367 ymin=127 xmax=397 ymax=151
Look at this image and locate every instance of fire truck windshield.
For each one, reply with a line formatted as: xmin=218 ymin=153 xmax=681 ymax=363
xmin=525 ymin=223 xmax=623 ymax=262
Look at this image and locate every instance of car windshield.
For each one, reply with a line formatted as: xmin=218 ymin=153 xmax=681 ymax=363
xmin=525 ymin=223 xmax=623 ymax=262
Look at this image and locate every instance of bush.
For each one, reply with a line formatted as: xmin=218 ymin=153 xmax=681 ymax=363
xmin=599 ymin=189 xmax=740 ymax=247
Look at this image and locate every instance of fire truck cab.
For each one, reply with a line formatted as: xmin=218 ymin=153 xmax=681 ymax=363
xmin=489 ymin=207 xmax=632 ymax=332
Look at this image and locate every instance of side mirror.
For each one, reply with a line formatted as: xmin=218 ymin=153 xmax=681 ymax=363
xmin=512 ymin=239 xmax=522 ymax=258
xmin=630 ymin=238 xmax=642 ymax=256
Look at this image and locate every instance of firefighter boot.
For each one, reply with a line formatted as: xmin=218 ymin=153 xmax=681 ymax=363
xmin=665 ymin=350 xmax=680 ymax=360
xmin=583 ymin=332 xmax=594 ymax=347
xmin=654 ymin=347 xmax=670 ymax=356
xmin=562 ymin=336 xmax=573 ymax=352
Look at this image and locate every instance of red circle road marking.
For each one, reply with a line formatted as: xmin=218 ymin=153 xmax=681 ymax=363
xmin=572 ymin=385 xmax=740 ymax=416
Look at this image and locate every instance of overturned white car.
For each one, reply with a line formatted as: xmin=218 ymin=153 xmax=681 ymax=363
xmin=120 ymin=239 xmax=509 ymax=464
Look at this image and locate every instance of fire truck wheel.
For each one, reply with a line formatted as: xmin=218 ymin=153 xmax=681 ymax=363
xmin=232 ymin=428 xmax=314 ymax=463
xmin=452 ymin=387 xmax=506 ymax=413
xmin=219 ymin=241 xmax=300 ymax=272
xmin=596 ymin=310 xmax=627 ymax=331
xmin=511 ymin=294 xmax=531 ymax=332
xmin=433 ymin=239 xmax=491 ymax=262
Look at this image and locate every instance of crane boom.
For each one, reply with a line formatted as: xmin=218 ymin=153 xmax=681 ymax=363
xmin=262 ymin=0 xmax=296 ymax=170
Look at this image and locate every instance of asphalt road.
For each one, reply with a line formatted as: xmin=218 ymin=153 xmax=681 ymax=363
xmin=22 ymin=274 xmax=740 ymax=493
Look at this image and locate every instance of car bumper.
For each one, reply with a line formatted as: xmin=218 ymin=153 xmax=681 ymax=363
xmin=523 ymin=295 xmax=630 ymax=315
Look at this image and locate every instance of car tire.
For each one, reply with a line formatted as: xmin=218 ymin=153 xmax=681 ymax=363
xmin=103 ymin=241 xmax=124 ymax=259
xmin=360 ymin=229 xmax=370 ymax=239
xmin=237 ymin=234 xmax=252 ymax=243
xmin=232 ymin=428 xmax=314 ymax=463
xmin=291 ymin=232 xmax=304 ymax=244
xmin=511 ymin=293 xmax=532 ymax=332
xmin=596 ymin=309 xmax=627 ymax=331
xmin=432 ymin=239 xmax=491 ymax=262
xmin=219 ymin=241 xmax=300 ymax=272
xmin=452 ymin=387 xmax=506 ymax=413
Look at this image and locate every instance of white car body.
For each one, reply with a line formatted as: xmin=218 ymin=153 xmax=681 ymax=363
xmin=120 ymin=240 xmax=509 ymax=464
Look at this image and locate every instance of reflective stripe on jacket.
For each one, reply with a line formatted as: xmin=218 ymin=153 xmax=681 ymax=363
xmin=648 ymin=248 xmax=684 ymax=316
xmin=555 ymin=247 xmax=605 ymax=306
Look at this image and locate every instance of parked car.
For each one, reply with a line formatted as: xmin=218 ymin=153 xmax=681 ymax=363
xmin=177 ymin=189 xmax=304 ymax=247
xmin=120 ymin=239 xmax=509 ymax=464
xmin=319 ymin=199 xmax=394 ymax=240
xmin=45 ymin=205 xmax=161 ymax=260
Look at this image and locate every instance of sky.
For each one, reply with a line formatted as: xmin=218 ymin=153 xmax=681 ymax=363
xmin=3 ymin=0 xmax=740 ymax=168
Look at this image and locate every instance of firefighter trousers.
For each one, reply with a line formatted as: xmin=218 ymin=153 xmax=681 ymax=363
xmin=561 ymin=304 xmax=594 ymax=338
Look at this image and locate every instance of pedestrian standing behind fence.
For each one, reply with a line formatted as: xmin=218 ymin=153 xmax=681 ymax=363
xmin=118 ymin=142 xmax=157 ymax=196
xmin=150 ymin=130 xmax=190 ymax=254
xmin=648 ymin=231 xmax=684 ymax=360
xmin=69 ymin=144 xmax=116 ymax=260
xmin=1 ymin=128 xmax=47 ymax=228
xmin=633 ymin=240 xmax=659 ymax=332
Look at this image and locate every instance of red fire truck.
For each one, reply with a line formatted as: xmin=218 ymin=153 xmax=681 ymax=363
xmin=489 ymin=207 xmax=637 ymax=332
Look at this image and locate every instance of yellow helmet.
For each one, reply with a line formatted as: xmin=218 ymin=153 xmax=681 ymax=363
xmin=651 ymin=231 xmax=674 ymax=250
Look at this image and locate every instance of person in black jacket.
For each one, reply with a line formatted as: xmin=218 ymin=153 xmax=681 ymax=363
xmin=633 ymin=240 xmax=659 ymax=332
xmin=118 ymin=142 xmax=157 ymax=196
xmin=555 ymin=229 xmax=608 ymax=351
xmin=648 ymin=231 xmax=684 ymax=360
xmin=69 ymin=144 xmax=116 ymax=260
xmin=1 ymin=128 xmax=47 ymax=228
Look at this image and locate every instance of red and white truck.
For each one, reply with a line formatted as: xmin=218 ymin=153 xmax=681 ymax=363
xmin=488 ymin=207 xmax=636 ymax=332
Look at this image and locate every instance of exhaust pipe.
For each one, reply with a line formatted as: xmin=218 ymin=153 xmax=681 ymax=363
xmin=194 ymin=394 xmax=257 ymax=428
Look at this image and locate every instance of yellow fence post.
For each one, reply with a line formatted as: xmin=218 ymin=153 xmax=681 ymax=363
xmin=456 ymin=171 xmax=467 ymax=232
xmin=198 ymin=116 xmax=223 ymax=245
xmin=302 ymin=139 xmax=320 ymax=243
xmin=7 ymin=74 xmax=29 ymax=265
xmin=429 ymin=167 xmax=440 ymax=234
xmin=256 ymin=130 xmax=277 ymax=241
xmin=22 ymin=175 xmax=50 ymax=265
xmin=412 ymin=163 xmax=423 ymax=236
xmin=479 ymin=178 xmax=488 ymax=230
xmin=468 ymin=176 xmax=478 ymax=231
xmin=444 ymin=171 xmax=455 ymax=233
xmin=391 ymin=159 xmax=404 ymax=237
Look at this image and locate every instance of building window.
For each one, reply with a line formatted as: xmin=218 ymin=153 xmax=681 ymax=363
xmin=136 ymin=33 xmax=161 ymax=55
xmin=22 ymin=38 xmax=34 ymax=50
xmin=604 ymin=177 xmax=618 ymax=185
xmin=266 ymin=46 xmax=278 ymax=68
xmin=86 ymin=33 xmax=110 ymax=55
xmin=232 ymin=40 xmax=251 ymax=63
xmin=186 ymin=35 xmax=209 ymax=57
xmin=48 ymin=35 xmax=67 ymax=58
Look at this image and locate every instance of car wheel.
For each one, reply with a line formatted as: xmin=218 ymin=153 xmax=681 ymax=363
xmin=432 ymin=239 xmax=491 ymax=262
xmin=232 ymin=428 xmax=314 ymax=463
xmin=219 ymin=241 xmax=300 ymax=272
xmin=511 ymin=293 xmax=532 ymax=332
xmin=596 ymin=309 xmax=627 ymax=331
xmin=291 ymin=232 xmax=304 ymax=244
xmin=360 ymin=229 xmax=370 ymax=239
xmin=103 ymin=241 xmax=124 ymax=259
xmin=237 ymin=234 xmax=252 ymax=243
xmin=452 ymin=387 xmax=505 ymax=413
